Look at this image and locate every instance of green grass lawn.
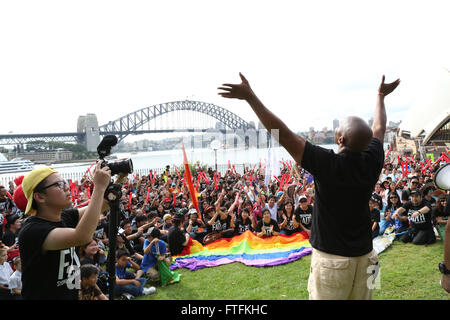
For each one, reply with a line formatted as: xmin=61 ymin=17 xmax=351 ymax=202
xmin=136 ymin=240 xmax=449 ymax=300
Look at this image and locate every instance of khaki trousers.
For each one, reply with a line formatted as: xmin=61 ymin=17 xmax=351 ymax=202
xmin=307 ymin=248 xmax=379 ymax=300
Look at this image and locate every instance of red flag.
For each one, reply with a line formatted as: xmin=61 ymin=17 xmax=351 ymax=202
xmin=128 ymin=192 xmax=132 ymax=210
xmin=145 ymin=187 xmax=151 ymax=203
xmin=149 ymin=170 xmax=155 ymax=184
xmin=173 ymin=192 xmax=177 ymax=207
xmin=5 ymin=191 xmax=13 ymax=201
xmin=86 ymin=187 xmax=91 ymax=199
xmin=214 ymin=173 xmax=218 ymax=190
xmin=182 ymin=141 xmax=199 ymax=213
xmin=385 ymin=146 xmax=392 ymax=159
xmin=175 ymin=167 xmax=181 ymax=179
xmin=202 ymin=172 xmax=209 ymax=184
xmin=278 ymin=174 xmax=287 ymax=191
xmin=442 ymin=152 xmax=450 ymax=163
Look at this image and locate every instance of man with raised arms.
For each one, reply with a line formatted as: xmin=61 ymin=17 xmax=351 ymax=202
xmin=218 ymin=73 xmax=400 ymax=299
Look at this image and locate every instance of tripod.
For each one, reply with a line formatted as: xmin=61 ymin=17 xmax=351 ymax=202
xmin=105 ymin=183 xmax=122 ymax=300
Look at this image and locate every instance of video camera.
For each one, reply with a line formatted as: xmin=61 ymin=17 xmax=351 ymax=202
xmin=97 ymin=135 xmax=133 ymax=175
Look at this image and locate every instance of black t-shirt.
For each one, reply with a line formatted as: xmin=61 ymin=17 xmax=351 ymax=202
xmin=280 ymin=213 xmax=302 ymax=236
xmin=234 ymin=217 xmax=253 ymax=234
xmin=184 ymin=220 xmax=204 ymax=234
xmin=301 ymin=138 xmax=384 ymax=257
xmin=167 ymin=226 xmax=186 ymax=256
xmin=205 ymin=215 xmax=231 ymax=233
xmin=401 ymin=200 xmax=433 ymax=231
xmin=370 ymin=208 xmax=380 ymax=231
xmin=256 ymin=219 xmax=280 ymax=236
xmin=295 ymin=205 xmax=313 ymax=230
xmin=18 ymin=208 xmax=81 ymax=300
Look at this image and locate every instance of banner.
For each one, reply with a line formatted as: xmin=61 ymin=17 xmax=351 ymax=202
xmin=182 ymin=141 xmax=199 ymax=213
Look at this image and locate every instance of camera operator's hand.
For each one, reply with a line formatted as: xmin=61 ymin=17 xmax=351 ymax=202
xmin=93 ymin=160 xmax=111 ymax=191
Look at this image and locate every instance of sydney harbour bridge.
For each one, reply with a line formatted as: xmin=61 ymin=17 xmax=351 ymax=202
xmin=0 ymin=100 xmax=272 ymax=151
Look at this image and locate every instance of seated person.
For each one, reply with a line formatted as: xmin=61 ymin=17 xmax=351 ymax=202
xmin=131 ymin=213 xmax=153 ymax=254
xmin=79 ymin=239 xmax=108 ymax=293
xmin=279 ymin=200 xmax=302 ymax=236
xmin=369 ymin=196 xmax=380 ymax=239
xmin=184 ymin=209 xmax=207 ymax=244
xmin=392 ymin=190 xmax=435 ymax=245
xmin=114 ymin=248 xmax=155 ymax=299
xmin=0 ymin=246 xmax=13 ymax=300
xmin=79 ymin=264 xmax=108 ymax=300
xmin=167 ymin=213 xmax=190 ymax=256
xmin=432 ymin=194 xmax=448 ymax=240
xmin=141 ymin=227 xmax=170 ymax=285
xmin=233 ymin=208 xmax=256 ymax=235
xmin=379 ymin=191 xmax=402 ymax=235
xmin=294 ymin=195 xmax=313 ymax=237
xmin=256 ymin=208 xmax=280 ymax=237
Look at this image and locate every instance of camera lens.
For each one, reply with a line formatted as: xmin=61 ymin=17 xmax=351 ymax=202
xmin=108 ymin=159 xmax=133 ymax=175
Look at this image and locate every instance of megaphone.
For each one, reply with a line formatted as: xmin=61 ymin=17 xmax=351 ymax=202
xmin=434 ymin=163 xmax=450 ymax=191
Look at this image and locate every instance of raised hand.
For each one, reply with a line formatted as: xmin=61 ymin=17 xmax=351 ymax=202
xmin=378 ymin=75 xmax=400 ymax=96
xmin=218 ymin=73 xmax=254 ymax=100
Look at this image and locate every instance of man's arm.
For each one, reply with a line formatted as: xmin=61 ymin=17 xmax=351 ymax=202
xmin=218 ymin=73 xmax=306 ymax=164
xmin=372 ymin=75 xmax=400 ymax=144
xmin=42 ymin=162 xmax=111 ymax=251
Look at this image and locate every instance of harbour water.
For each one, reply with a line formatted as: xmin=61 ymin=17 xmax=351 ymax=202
xmin=0 ymin=143 xmax=387 ymax=185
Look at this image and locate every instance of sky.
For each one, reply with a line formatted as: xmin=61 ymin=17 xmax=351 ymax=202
xmin=0 ymin=0 xmax=449 ymax=144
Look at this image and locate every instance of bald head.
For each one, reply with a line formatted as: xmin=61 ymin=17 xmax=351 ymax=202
xmin=334 ymin=116 xmax=373 ymax=153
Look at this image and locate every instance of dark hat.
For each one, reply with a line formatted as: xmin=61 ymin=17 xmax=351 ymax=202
xmin=410 ymin=189 xmax=422 ymax=196
xmin=173 ymin=212 xmax=185 ymax=221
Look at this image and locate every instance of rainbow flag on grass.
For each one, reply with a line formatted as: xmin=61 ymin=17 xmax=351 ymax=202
xmin=170 ymin=231 xmax=312 ymax=271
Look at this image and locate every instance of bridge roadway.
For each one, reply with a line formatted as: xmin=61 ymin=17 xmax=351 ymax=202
xmin=0 ymin=128 xmax=271 ymax=147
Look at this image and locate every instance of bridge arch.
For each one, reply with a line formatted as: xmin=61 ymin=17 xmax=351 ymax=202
xmin=98 ymin=100 xmax=251 ymax=142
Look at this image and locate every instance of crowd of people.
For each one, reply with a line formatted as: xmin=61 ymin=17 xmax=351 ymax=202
xmin=0 ymin=151 xmax=448 ymax=300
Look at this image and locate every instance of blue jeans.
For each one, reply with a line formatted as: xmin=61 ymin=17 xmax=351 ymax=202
xmin=114 ymin=278 xmax=147 ymax=297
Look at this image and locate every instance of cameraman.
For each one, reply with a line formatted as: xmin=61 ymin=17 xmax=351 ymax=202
xmin=18 ymin=161 xmax=111 ymax=300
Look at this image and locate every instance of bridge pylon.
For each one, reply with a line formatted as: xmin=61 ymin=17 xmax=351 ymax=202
xmin=77 ymin=114 xmax=100 ymax=152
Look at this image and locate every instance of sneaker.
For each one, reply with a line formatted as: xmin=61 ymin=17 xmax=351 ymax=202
xmin=143 ymin=286 xmax=156 ymax=295
xmin=120 ymin=293 xmax=134 ymax=300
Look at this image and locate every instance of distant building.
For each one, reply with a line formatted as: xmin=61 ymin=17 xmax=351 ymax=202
xmin=15 ymin=150 xmax=73 ymax=163
xmin=333 ymin=119 xmax=339 ymax=131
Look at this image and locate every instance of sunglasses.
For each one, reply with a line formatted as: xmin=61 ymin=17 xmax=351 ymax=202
xmin=411 ymin=181 xmax=419 ymax=185
xmin=36 ymin=180 xmax=69 ymax=192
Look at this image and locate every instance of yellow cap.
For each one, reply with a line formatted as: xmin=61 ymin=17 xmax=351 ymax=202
xmin=22 ymin=167 xmax=57 ymax=215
